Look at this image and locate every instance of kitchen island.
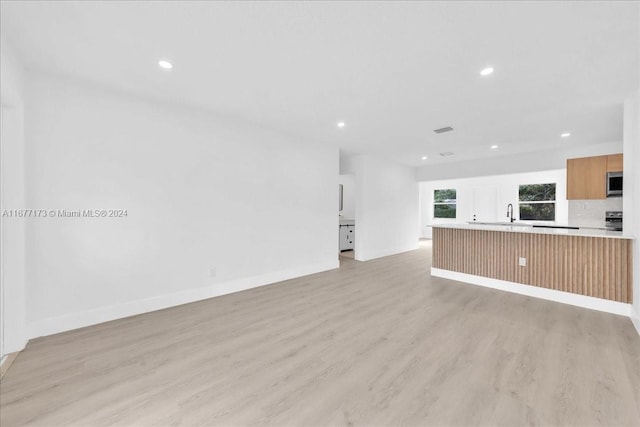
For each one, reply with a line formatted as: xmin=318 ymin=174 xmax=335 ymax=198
xmin=430 ymin=224 xmax=633 ymax=312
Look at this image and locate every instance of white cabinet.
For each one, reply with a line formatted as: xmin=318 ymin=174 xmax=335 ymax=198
xmin=339 ymin=225 xmax=355 ymax=251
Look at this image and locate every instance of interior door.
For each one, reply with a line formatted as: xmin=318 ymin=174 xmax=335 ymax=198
xmin=472 ymin=186 xmax=497 ymax=222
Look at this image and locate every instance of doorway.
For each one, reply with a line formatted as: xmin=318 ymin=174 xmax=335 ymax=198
xmin=339 ymin=174 xmax=356 ymax=261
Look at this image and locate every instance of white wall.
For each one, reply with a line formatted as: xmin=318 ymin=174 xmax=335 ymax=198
xmin=623 ymin=92 xmax=640 ymax=335
xmin=0 ymin=41 xmax=28 ymax=355
xmin=342 ymin=155 xmax=419 ymax=261
xmin=420 ymin=169 xmax=568 ymax=238
xmin=338 ymin=174 xmax=355 ymax=220
xmin=416 ymin=142 xmax=623 ymax=181
xmin=23 ymin=71 xmax=339 ymax=338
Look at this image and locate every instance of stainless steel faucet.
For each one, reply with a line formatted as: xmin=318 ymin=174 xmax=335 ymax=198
xmin=506 ymin=203 xmax=515 ymax=223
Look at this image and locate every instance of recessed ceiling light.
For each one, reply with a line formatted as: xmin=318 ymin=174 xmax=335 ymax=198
xmin=561 ymin=132 xmax=571 ymax=138
xmin=490 ymin=145 xmax=499 ymax=149
xmin=158 ymin=60 xmax=173 ymax=70
xmin=337 ymin=122 xmax=346 ymax=128
xmin=421 ymin=156 xmax=428 ymax=160
xmin=480 ymin=67 xmax=494 ymax=76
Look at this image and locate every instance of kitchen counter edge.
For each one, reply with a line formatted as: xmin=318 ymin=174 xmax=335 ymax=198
xmin=428 ymin=223 xmax=633 ymax=239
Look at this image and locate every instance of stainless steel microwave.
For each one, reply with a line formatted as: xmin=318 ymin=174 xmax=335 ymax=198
xmin=607 ymin=172 xmax=623 ymax=197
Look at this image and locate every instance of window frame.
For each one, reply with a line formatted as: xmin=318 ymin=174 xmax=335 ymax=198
xmin=518 ymin=183 xmax=556 ymax=222
xmin=433 ymin=188 xmax=457 ymax=219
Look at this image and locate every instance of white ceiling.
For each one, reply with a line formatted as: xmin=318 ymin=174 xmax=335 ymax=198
xmin=1 ymin=1 xmax=638 ymax=166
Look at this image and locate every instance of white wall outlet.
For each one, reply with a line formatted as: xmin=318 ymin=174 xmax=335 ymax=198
xmin=518 ymin=257 xmax=526 ymax=267
xmin=209 ymin=267 xmax=217 ymax=277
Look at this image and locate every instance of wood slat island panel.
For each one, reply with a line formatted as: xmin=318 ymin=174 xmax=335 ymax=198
xmin=432 ymin=227 xmax=632 ymax=303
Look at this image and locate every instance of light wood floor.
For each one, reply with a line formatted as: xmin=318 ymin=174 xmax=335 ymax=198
xmin=1 ymin=241 xmax=639 ymax=426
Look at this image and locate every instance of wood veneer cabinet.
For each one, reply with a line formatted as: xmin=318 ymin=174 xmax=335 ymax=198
xmin=566 ymin=153 xmax=623 ymax=200
xmin=567 ymin=155 xmax=606 ymax=199
xmin=606 ymin=153 xmax=623 ymax=172
xmin=432 ymin=227 xmax=632 ymax=303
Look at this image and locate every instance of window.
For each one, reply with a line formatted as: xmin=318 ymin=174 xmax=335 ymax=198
xmin=434 ymin=189 xmax=457 ymax=218
xmin=519 ymin=183 xmax=556 ymax=221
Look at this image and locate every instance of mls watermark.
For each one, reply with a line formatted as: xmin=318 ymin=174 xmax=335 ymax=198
xmin=1 ymin=209 xmax=128 ymax=218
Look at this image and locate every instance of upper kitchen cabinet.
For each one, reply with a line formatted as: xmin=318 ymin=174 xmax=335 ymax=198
xmin=566 ymin=154 xmax=623 ymax=200
xmin=606 ymin=153 xmax=623 ymax=172
xmin=567 ymin=155 xmax=606 ymax=199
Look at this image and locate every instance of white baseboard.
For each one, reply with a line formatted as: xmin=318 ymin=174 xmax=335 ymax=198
xmin=356 ymin=244 xmax=419 ymax=262
xmin=28 ymin=259 xmax=339 ymax=339
xmin=631 ymin=306 xmax=640 ymax=337
xmin=431 ymin=268 xmax=633 ymax=318
xmin=1 ymin=334 xmax=29 ymax=355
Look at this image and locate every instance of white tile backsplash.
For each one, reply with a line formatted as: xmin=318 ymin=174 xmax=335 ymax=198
xmin=568 ymin=198 xmax=623 ymax=227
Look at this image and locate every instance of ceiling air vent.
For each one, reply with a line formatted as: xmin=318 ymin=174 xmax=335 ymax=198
xmin=439 ymin=152 xmax=455 ymax=157
xmin=433 ymin=126 xmax=454 ymax=134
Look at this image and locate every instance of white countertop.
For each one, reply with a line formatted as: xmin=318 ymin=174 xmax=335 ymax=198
xmin=428 ymin=223 xmax=632 ymax=239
